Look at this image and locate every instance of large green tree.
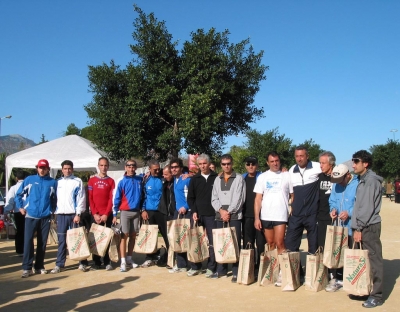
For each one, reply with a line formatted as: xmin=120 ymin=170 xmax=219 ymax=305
xmin=85 ymin=5 xmax=267 ymax=161
xmin=65 ymin=123 xmax=81 ymax=136
xmin=371 ymin=139 xmax=400 ymax=180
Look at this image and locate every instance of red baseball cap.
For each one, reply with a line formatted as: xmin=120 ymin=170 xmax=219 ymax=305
xmin=37 ymin=159 xmax=50 ymax=168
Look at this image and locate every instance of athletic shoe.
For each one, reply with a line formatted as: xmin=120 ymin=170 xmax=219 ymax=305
xmin=205 ymin=269 xmax=214 ymax=278
xmin=187 ymin=269 xmax=201 ymax=277
xmin=166 ymin=265 xmax=173 ymax=270
xmin=168 ymin=265 xmax=187 ymax=273
xmin=127 ymin=261 xmax=139 ymax=269
xmin=78 ymin=264 xmax=89 ymax=272
xmin=50 ymin=266 xmax=64 ymax=274
xmin=141 ymin=260 xmax=154 ymax=268
xmin=120 ymin=263 xmax=127 ymax=272
xmin=105 ymin=264 xmax=113 ymax=271
xmin=34 ymin=268 xmax=48 ymax=274
xmin=209 ymin=272 xmax=227 ymax=279
xmin=274 ymin=272 xmax=282 ymax=287
xmin=325 ymin=278 xmax=342 ymax=292
xmin=362 ymin=297 xmax=383 ymax=308
xmin=21 ymin=270 xmax=33 ymax=278
xmin=231 ymin=275 xmax=237 ymax=283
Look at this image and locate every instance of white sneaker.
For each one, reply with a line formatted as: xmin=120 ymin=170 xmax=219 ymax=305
xmin=168 ymin=265 xmax=187 ymax=273
xmin=274 ymin=272 xmax=282 ymax=287
xmin=78 ymin=264 xmax=89 ymax=272
xmin=120 ymin=263 xmax=127 ymax=272
xmin=127 ymin=261 xmax=139 ymax=269
xmin=50 ymin=266 xmax=63 ymax=274
xmin=187 ymin=268 xmax=201 ymax=277
xmin=325 ymin=279 xmax=342 ymax=292
xmin=141 ymin=260 xmax=154 ymax=268
xmin=105 ymin=264 xmax=113 ymax=271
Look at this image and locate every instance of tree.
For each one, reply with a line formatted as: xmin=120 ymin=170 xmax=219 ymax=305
xmin=65 ymin=123 xmax=81 ymax=136
xmin=85 ymin=5 xmax=267 ymax=161
xmin=81 ymin=125 xmax=96 ymax=142
xmin=371 ymin=139 xmax=400 ymax=180
xmin=38 ymin=134 xmax=48 ymax=144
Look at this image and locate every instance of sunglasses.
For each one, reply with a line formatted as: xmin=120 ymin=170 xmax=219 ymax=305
xmin=126 ymin=164 xmax=136 ymax=167
xmin=170 ymin=165 xmax=180 ymax=169
xmin=352 ymin=158 xmax=362 ymax=164
xmin=221 ymin=162 xmax=231 ymax=166
xmin=246 ymin=162 xmax=257 ymax=166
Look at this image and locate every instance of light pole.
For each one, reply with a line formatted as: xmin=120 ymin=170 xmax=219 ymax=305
xmin=0 ymin=115 xmax=12 ymax=137
xmin=390 ymin=129 xmax=398 ymax=140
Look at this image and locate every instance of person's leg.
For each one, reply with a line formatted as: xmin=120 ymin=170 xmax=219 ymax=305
xmin=273 ymin=223 xmax=286 ymax=255
xmin=215 ymin=220 xmax=228 ymax=276
xmin=14 ymin=212 xmax=25 ymax=254
xmin=284 ymin=215 xmax=304 ymax=252
xmin=34 ymin=216 xmax=51 ymax=271
xmin=243 ymin=217 xmax=256 ymax=250
xmin=144 ymin=211 xmax=158 ymax=262
xmin=255 ymin=226 xmax=266 ymax=264
xmin=304 ymin=214 xmax=318 ymax=254
xmin=264 ymin=227 xmax=276 ymax=250
xmin=22 ymin=217 xmax=38 ymax=271
xmin=90 ymin=215 xmax=102 ymax=266
xmin=127 ymin=212 xmax=139 ymax=257
xmin=230 ymin=219 xmax=242 ymax=277
xmin=102 ymin=215 xmax=113 ymax=266
xmin=317 ymin=219 xmax=330 ymax=249
xmin=201 ymin=215 xmax=217 ymax=273
xmin=55 ymin=214 xmax=74 ymax=268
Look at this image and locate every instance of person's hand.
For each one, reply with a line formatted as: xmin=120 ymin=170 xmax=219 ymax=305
xmin=19 ymin=208 xmax=26 ymax=216
xmin=281 ymin=167 xmax=288 ymax=172
xmin=254 ymin=219 xmax=262 ymax=230
xmin=354 ymin=231 xmax=362 ymax=242
xmin=219 ymin=209 xmax=230 ymax=222
xmin=192 ymin=212 xmax=199 ymax=222
xmin=339 ymin=211 xmax=349 ymax=221
xmin=330 ymin=209 xmax=337 ymax=219
xmin=141 ymin=211 xmax=149 ymax=220
xmin=178 ymin=207 xmax=186 ymax=214
xmin=100 ymin=214 xmax=108 ymax=223
xmin=73 ymin=215 xmax=80 ymax=224
xmin=94 ymin=214 xmax=101 ymax=224
xmin=112 ymin=216 xmax=117 ymax=225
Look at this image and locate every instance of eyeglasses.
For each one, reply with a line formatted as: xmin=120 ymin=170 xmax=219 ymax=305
xmin=246 ymin=162 xmax=257 ymax=166
xmin=352 ymin=158 xmax=362 ymax=164
xmin=170 ymin=165 xmax=180 ymax=169
xmin=221 ymin=162 xmax=231 ymax=166
xmin=126 ymin=164 xmax=136 ymax=167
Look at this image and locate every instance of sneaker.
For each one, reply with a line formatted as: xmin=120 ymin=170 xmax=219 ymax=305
xmin=362 ymin=297 xmax=383 ymax=308
xmin=187 ymin=269 xmax=201 ymax=277
xmin=33 ymin=268 xmax=48 ymax=274
xmin=209 ymin=272 xmax=227 ymax=279
xmin=166 ymin=264 xmax=173 ymax=270
xmin=231 ymin=275 xmax=237 ymax=283
xmin=105 ymin=264 xmax=113 ymax=271
xmin=205 ymin=269 xmax=214 ymax=278
xmin=78 ymin=264 xmax=89 ymax=272
xmin=274 ymin=272 xmax=282 ymax=287
xmin=325 ymin=279 xmax=342 ymax=292
xmin=141 ymin=260 xmax=154 ymax=268
xmin=127 ymin=261 xmax=139 ymax=269
xmin=168 ymin=265 xmax=187 ymax=273
xmin=21 ymin=270 xmax=33 ymax=278
xmin=120 ymin=263 xmax=127 ymax=272
xmin=50 ymin=266 xmax=63 ymax=274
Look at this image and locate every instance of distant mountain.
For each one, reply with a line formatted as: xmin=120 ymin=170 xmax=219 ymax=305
xmin=0 ymin=134 xmax=36 ymax=154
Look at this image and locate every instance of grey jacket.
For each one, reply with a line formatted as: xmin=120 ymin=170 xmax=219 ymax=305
xmin=211 ymin=171 xmax=246 ymax=221
xmin=351 ymin=169 xmax=383 ymax=231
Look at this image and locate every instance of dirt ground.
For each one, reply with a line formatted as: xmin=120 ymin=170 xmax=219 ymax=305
xmin=1 ymin=197 xmax=399 ymax=312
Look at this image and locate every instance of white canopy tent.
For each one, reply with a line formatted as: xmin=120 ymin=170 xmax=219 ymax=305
xmin=5 ymin=135 xmax=128 ymax=192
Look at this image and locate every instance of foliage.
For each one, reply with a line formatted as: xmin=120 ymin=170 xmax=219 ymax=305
xmin=85 ymin=5 xmax=267 ymax=161
xmin=80 ymin=125 xmax=96 ymax=142
xmin=65 ymin=123 xmax=81 ymax=136
xmin=371 ymin=139 xmax=400 ymax=180
xmin=38 ymin=134 xmax=48 ymax=144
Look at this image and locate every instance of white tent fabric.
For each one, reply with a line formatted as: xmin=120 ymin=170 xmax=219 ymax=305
xmin=5 ymin=135 xmax=125 ymax=192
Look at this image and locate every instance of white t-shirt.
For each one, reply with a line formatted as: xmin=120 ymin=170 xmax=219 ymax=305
xmin=253 ymin=170 xmax=293 ymax=222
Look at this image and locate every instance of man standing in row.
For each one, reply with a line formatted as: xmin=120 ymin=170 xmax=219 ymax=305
xmin=51 ymin=160 xmax=86 ymax=273
xmin=188 ymin=154 xmax=218 ymax=277
xmin=211 ymin=154 xmax=245 ymax=282
xmin=16 ymin=159 xmax=57 ymax=278
xmin=350 ymin=150 xmax=383 ymax=308
xmin=88 ymin=157 xmax=115 ymax=271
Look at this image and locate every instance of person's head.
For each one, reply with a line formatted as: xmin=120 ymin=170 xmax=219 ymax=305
xmin=352 ymin=150 xmax=372 ymax=176
xmin=209 ymin=161 xmax=217 ymax=172
xmin=197 ymin=154 xmax=211 ymax=175
xmin=61 ymin=160 xmax=74 ymax=177
xmin=244 ymin=156 xmax=258 ymax=175
xmin=125 ymin=159 xmax=137 ymax=176
xmin=98 ymin=157 xmax=109 ymax=176
xmin=319 ymin=151 xmax=336 ymax=175
xmin=220 ymin=154 xmax=233 ymax=174
xmin=294 ymin=145 xmax=309 ymax=168
xmin=331 ymin=164 xmax=351 ymax=186
xmin=148 ymin=159 xmax=161 ymax=177
xmin=266 ymin=151 xmax=281 ymax=172
xmin=163 ymin=165 xmax=173 ymax=182
xmin=36 ymin=159 xmax=50 ymax=177
xmin=15 ymin=170 xmax=25 ymax=181
xmin=170 ymin=158 xmax=183 ymax=177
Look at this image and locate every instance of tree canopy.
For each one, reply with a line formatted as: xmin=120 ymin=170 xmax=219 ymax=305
xmin=371 ymin=139 xmax=400 ymax=180
xmin=85 ymin=5 xmax=267 ymax=161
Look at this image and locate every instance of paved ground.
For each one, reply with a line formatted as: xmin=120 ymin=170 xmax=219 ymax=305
xmin=1 ymin=197 xmax=399 ymax=311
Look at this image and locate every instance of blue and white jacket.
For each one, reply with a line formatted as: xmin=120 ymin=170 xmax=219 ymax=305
xmin=16 ymin=174 xmax=57 ymax=218
xmin=113 ymin=174 xmax=142 ymax=216
xmin=174 ymin=175 xmax=191 ymax=211
xmin=55 ymin=175 xmax=86 ymax=215
xmin=142 ymin=175 xmax=163 ymax=211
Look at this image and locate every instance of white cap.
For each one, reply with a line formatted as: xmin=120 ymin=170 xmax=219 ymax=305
xmin=331 ymin=164 xmax=349 ymax=183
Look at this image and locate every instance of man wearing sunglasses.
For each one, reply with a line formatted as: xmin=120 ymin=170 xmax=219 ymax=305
xmin=113 ymin=159 xmax=142 ymax=272
xmin=211 ymin=154 xmax=245 ymax=282
xmin=242 ymin=156 xmax=266 ymax=276
xmin=350 ymin=150 xmax=383 ymax=308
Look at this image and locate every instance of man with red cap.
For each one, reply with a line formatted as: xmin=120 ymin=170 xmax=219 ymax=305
xmin=16 ymin=159 xmax=57 ymax=278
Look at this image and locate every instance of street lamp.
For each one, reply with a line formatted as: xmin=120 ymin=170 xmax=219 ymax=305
xmin=390 ymin=129 xmax=398 ymax=140
xmin=0 ymin=115 xmax=12 ymax=137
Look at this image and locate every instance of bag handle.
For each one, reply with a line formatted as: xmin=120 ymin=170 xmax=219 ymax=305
xmin=352 ymin=241 xmax=363 ymax=250
xmin=222 ymin=221 xmax=230 ymax=228
xmin=245 ymin=242 xmax=253 ymax=250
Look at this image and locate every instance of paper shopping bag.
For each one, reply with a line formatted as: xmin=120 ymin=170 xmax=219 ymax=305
xmin=167 ymin=217 xmax=190 ymax=253
xmin=323 ymin=222 xmax=349 ymax=268
xmin=279 ymin=251 xmax=301 ymax=291
xmin=258 ymin=245 xmax=279 ymax=286
xmin=343 ymin=243 xmax=372 ymax=296
xmin=187 ymin=223 xmax=209 ymax=263
xmin=66 ymin=226 xmax=90 ymax=261
xmin=88 ymin=223 xmax=114 ymax=257
xmin=237 ymin=244 xmax=255 ymax=285
xmin=212 ymin=225 xmax=239 ymax=264
xmin=134 ymin=222 xmax=159 ymax=254
xmin=305 ymin=247 xmax=328 ymax=292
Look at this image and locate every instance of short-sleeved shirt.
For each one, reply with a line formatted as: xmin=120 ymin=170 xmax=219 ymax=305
xmin=253 ymin=170 xmax=293 ymax=222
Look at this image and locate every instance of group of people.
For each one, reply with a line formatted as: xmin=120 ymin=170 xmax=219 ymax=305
xmin=4 ymin=146 xmax=383 ymax=308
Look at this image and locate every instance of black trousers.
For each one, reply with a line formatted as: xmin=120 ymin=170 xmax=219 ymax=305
xmin=285 ymin=214 xmax=318 ymax=254
xmin=14 ymin=212 xmax=25 ymax=254
xmin=242 ymin=216 xmax=266 ymax=266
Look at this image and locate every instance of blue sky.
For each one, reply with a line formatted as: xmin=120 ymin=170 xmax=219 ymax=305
xmin=1 ymin=0 xmax=399 ymax=163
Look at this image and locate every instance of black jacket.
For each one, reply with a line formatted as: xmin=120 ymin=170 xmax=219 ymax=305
xmin=187 ymin=170 xmax=218 ymax=216
xmin=158 ymin=179 xmax=175 ymax=217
